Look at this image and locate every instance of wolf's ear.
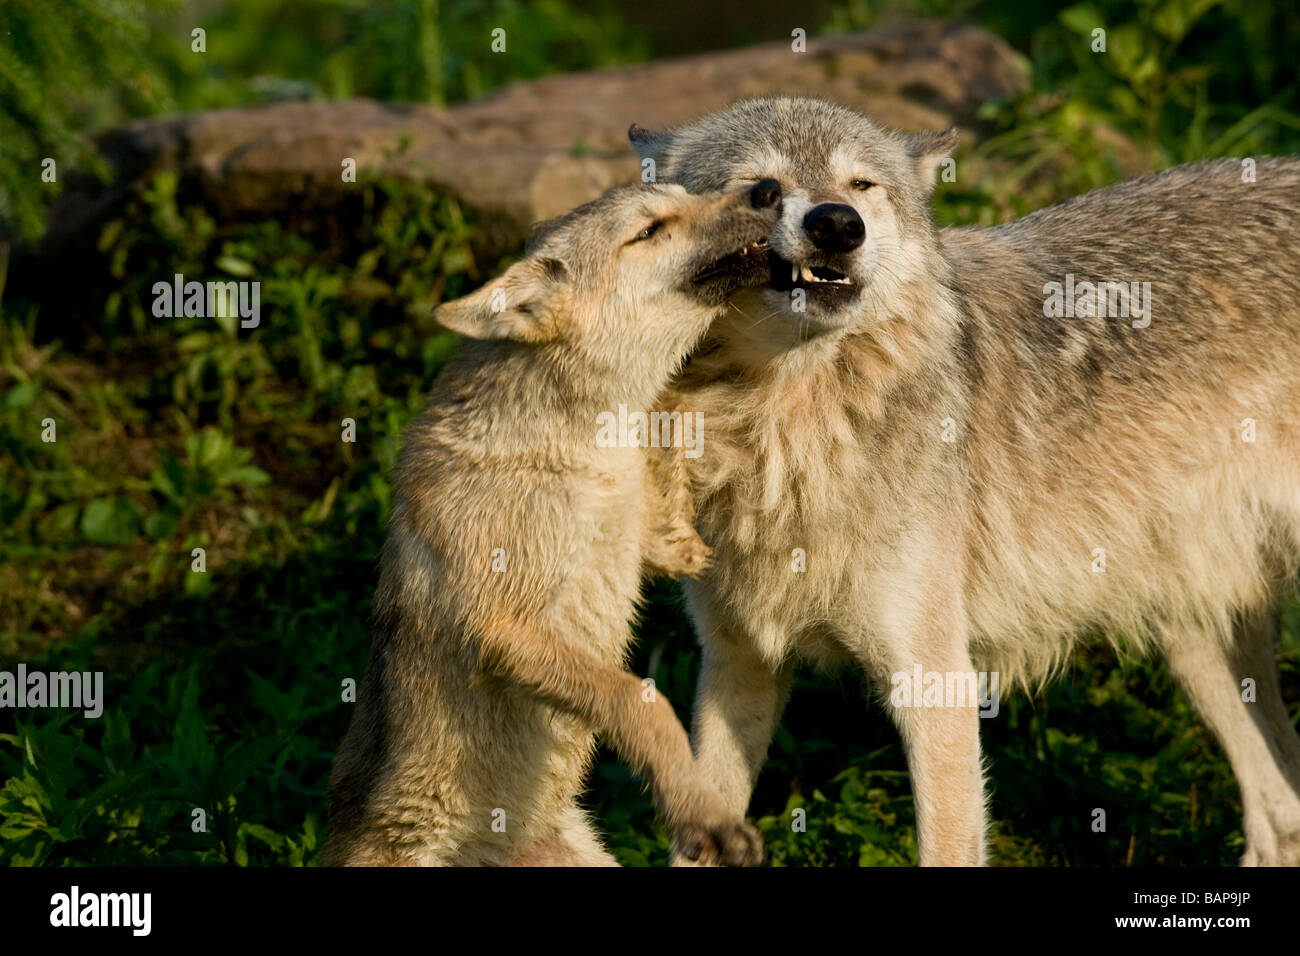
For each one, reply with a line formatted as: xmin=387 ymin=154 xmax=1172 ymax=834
xmin=628 ymin=123 xmax=670 ymax=172
xmin=904 ymin=127 xmax=959 ymax=190
xmin=434 ymin=256 xmax=569 ymax=343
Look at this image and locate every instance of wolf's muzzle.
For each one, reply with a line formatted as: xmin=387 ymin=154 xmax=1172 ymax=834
xmin=803 ymin=202 xmax=865 ymax=253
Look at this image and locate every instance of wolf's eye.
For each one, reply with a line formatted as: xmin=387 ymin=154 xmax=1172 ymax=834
xmin=632 ymin=221 xmax=663 ymax=243
xmin=851 ymin=179 xmax=874 ymax=191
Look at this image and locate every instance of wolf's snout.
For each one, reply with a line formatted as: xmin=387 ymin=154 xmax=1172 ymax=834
xmin=749 ymin=178 xmax=782 ymax=210
xmin=803 ymin=203 xmax=865 ymax=253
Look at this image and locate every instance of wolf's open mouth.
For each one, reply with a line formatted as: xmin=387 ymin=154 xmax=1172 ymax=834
xmin=767 ymin=253 xmax=857 ymax=296
xmin=691 ymin=237 xmax=771 ymax=284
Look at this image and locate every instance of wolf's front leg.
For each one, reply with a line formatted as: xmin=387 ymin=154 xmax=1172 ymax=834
xmin=476 ymin=612 xmax=763 ymax=866
xmin=861 ymin=553 xmax=987 ymax=865
xmin=890 ymin=692 xmax=986 ymax=866
xmin=875 ymin=607 xmax=987 ymax=865
xmin=671 ymin=584 xmax=794 ymax=866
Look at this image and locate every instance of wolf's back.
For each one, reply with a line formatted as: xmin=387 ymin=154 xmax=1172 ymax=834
xmin=939 ymin=157 xmax=1300 ymax=404
xmin=932 ymin=156 xmax=1300 ymax=666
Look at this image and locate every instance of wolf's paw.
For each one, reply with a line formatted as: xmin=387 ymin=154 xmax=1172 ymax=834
xmin=671 ymin=819 xmax=764 ymax=867
xmin=666 ymin=535 xmax=712 ymax=578
xmin=645 ymin=522 xmax=713 ymax=579
xmin=1241 ymin=829 xmax=1300 ymax=866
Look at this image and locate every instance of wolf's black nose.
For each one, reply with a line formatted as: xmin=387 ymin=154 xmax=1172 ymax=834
xmin=803 ymin=203 xmax=865 ymax=252
xmin=750 ymin=178 xmax=782 ymax=209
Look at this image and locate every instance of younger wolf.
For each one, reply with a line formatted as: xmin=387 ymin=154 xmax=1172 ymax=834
xmin=631 ymin=97 xmax=1300 ymax=866
xmin=320 ymin=180 xmax=781 ymax=865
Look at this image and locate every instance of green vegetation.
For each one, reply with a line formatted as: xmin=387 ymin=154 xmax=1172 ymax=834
xmin=1 ymin=0 xmax=1298 ymax=865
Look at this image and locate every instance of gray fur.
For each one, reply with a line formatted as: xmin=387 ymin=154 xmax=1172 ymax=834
xmin=632 ymin=96 xmax=1300 ymax=865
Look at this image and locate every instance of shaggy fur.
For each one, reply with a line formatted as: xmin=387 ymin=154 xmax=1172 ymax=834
xmin=631 ymin=96 xmax=1300 ymax=866
xmin=320 ymin=183 xmax=779 ymax=866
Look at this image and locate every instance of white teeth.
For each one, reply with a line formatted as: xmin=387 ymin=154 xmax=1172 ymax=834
xmin=793 ymin=263 xmax=854 ymax=285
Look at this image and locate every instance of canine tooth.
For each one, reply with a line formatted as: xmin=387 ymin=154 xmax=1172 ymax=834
xmin=800 ymin=265 xmax=817 ymax=283
xmin=792 ymin=263 xmax=800 ymax=283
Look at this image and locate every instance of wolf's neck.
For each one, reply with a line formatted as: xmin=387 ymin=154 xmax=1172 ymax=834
xmin=480 ymin=341 xmax=686 ymax=442
xmin=693 ymin=280 xmax=960 ymax=408
xmin=668 ymin=282 xmax=963 ymax=520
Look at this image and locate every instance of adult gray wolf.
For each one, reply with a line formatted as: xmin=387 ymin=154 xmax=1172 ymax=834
xmin=321 ymin=180 xmax=782 ymax=866
xmin=630 ymin=96 xmax=1300 ymax=866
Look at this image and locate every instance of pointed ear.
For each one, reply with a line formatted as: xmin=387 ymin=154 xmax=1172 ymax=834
xmin=904 ymin=127 xmax=959 ymax=190
xmin=628 ymin=123 xmax=671 ymax=174
xmin=434 ymin=257 xmax=569 ymax=343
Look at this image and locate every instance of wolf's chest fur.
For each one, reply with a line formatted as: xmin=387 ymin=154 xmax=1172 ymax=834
xmin=676 ymin=330 xmax=963 ymax=669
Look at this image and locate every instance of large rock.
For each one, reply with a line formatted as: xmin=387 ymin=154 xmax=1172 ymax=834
xmin=47 ymin=20 xmax=1026 ymax=252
